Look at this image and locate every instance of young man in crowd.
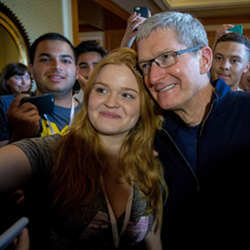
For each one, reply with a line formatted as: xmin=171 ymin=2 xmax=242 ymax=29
xmin=0 ymin=33 xmax=81 ymax=243
xmin=73 ymin=40 xmax=107 ymax=103
xmin=136 ymin=11 xmax=250 ymax=250
xmin=0 ymin=33 xmax=81 ymax=146
xmin=211 ymin=32 xmax=250 ymax=90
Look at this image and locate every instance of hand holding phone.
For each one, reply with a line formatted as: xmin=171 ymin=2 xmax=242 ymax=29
xmin=133 ymin=7 xmax=150 ymax=18
xmin=228 ymin=24 xmax=243 ymax=34
xmin=20 ymin=93 xmax=54 ymax=115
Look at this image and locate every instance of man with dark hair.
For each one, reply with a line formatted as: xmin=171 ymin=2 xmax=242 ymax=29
xmin=73 ymin=40 xmax=107 ymax=102
xmin=0 ymin=32 xmax=81 ymax=249
xmin=211 ymin=32 xmax=250 ymax=90
xmin=0 ymin=32 xmax=81 ymax=146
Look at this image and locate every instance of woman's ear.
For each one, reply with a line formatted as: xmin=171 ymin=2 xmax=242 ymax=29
xmin=199 ymin=46 xmax=213 ymax=74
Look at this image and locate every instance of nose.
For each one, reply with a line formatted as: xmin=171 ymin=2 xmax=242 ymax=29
xmin=148 ymin=61 xmax=166 ymax=87
xmin=22 ymin=77 xmax=30 ymax=86
xmin=104 ymin=93 xmax=119 ymax=108
xmin=219 ymin=59 xmax=230 ymax=70
xmin=51 ymin=58 xmax=62 ymax=71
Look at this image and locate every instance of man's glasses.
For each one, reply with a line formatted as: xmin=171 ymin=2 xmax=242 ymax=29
xmin=138 ymin=46 xmax=203 ymax=75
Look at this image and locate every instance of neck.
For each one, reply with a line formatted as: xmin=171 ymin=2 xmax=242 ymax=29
xmin=100 ymin=134 xmax=124 ymax=156
xmin=175 ymin=82 xmax=214 ymax=126
xmin=231 ymin=83 xmax=240 ymax=91
xmin=54 ymin=93 xmax=74 ymax=108
xmin=100 ymin=134 xmax=128 ymax=183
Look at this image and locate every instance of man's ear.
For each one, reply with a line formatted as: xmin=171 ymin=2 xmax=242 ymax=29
xmin=199 ymin=46 xmax=213 ymax=75
xmin=243 ymin=60 xmax=250 ymax=73
xmin=76 ymin=65 xmax=80 ymax=80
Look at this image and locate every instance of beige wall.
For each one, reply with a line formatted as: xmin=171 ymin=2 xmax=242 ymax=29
xmin=0 ymin=0 xmax=73 ymax=43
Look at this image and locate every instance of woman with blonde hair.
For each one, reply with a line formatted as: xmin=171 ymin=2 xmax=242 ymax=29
xmin=0 ymin=48 xmax=166 ymax=250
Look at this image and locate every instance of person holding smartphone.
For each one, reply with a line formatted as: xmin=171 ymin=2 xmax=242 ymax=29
xmin=120 ymin=7 xmax=151 ymax=48
xmin=0 ymin=48 xmax=166 ymax=250
xmin=0 ymin=32 xmax=81 ymax=147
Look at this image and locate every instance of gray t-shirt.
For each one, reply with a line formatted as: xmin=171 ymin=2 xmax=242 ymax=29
xmin=13 ymin=135 xmax=154 ymax=250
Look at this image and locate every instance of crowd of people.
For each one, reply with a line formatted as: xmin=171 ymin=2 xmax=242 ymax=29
xmin=0 ymin=7 xmax=250 ymax=250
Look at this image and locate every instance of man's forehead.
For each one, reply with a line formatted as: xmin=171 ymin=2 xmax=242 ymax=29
xmin=215 ymin=41 xmax=248 ymax=56
xmin=35 ymin=40 xmax=74 ymax=55
xmin=137 ymin=28 xmax=180 ymax=61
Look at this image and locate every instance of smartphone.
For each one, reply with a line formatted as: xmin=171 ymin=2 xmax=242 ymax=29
xmin=0 ymin=217 xmax=29 ymax=249
xmin=228 ymin=24 xmax=243 ymax=34
xmin=20 ymin=93 xmax=55 ymax=115
xmin=133 ymin=6 xmax=149 ymax=18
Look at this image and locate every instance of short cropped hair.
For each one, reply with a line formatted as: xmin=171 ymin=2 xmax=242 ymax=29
xmin=29 ymin=32 xmax=76 ymax=64
xmin=214 ymin=32 xmax=250 ymax=60
xmin=75 ymin=40 xmax=107 ymax=60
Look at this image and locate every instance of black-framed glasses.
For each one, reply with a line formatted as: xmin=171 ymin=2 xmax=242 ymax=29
xmin=138 ymin=46 xmax=203 ymax=75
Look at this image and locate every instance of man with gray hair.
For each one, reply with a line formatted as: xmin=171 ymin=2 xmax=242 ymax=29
xmin=136 ymin=11 xmax=250 ymax=250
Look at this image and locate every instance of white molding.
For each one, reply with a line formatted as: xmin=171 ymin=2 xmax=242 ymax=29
xmin=78 ymin=31 xmax=105 ymax=46
xmin=61 ymin=0 xmax=73 ymax=42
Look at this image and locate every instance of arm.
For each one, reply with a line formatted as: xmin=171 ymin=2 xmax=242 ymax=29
xmin=120 ymin=11 xmax=151 ymax=48
xmin=0 ymin=144 xmax=32 ymax=191
xmin=13 ymin=228 xmax=30 ymax=250
xmin=144 ymin=219 xmax=162 ymax=250
xmin=212 ymin=24 xmax=234 ymax=48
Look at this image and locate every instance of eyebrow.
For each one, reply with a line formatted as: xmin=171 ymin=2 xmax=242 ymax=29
xmin=94 ymin=82 xmax=139 ymax=93
xmin=122 ymin=87 xmax=139 ymax=93
xmin=215 ymin=52 xmax=243 ymax=59
xmin=38 ymin=53 xmax=73 ymax=60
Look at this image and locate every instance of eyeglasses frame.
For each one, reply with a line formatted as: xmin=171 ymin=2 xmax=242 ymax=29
xmin=139 ymin=45 xmax=203 ymax=75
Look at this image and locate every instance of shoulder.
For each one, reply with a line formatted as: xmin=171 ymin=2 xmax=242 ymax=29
xmin=0 ymin=94 xmax=15 ymax=110
xmin=13 ymin=134 xmax=61 ymax=175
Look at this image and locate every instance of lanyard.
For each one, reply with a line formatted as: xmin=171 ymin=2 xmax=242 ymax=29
xmin=101 ymin=176 xmax=133 ymax=248
xmin=43 ymin=98 xmax=75 ymax=135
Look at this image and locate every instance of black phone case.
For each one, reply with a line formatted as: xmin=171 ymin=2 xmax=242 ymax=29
xmin=20 ymin=93 xmax=54 ymax=115
xmin=134 ymin=7 xmax=149 ymax=18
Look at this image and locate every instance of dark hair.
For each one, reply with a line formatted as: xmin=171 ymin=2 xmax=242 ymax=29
xmin=29 ymin=32 xmax=76 ymax=64
xmin=214 ymin=32 xmax=250 ymax=60
xmin=0 ymin=62 xmax=30 ymax=94
xmin=74 ymin=40 xmax=107 ymax=61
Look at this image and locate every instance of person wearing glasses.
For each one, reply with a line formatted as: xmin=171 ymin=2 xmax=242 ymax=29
xmin=136 ymin=11 xmax=250 ymax=250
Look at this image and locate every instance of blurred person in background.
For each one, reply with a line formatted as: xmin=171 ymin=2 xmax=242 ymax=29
xmin=0 ymin=63 xmax=33 ymax=95
xmin=73 ymin=40 xmax=107 ymax=103
xmin=211 ymin=26 xmax=250 ymax=90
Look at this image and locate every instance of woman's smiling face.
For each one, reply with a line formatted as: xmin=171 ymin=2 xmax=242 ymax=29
xmin=88 ymin=64 xmax=140 ymax=138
